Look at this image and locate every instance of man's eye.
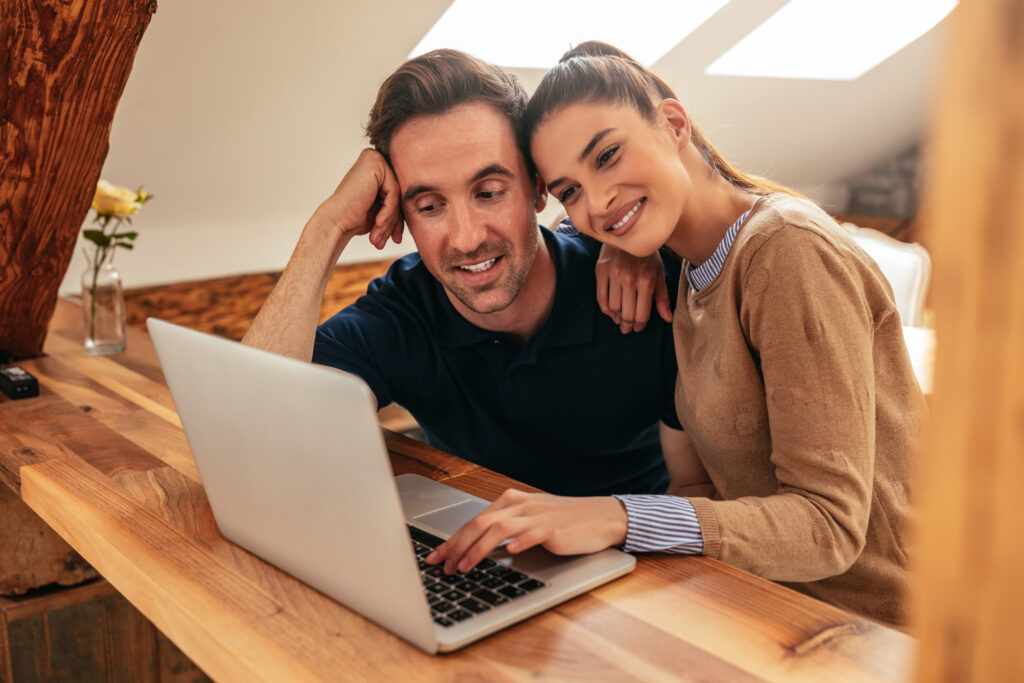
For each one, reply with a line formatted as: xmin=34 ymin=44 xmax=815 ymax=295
xmin=597 ymin=145 xmax=619 ymax=167
xmin=559 ymin=186 xmax=578 ymax=204
xmin=478 ymin=190 xmax=504 ymax=201
xmin=417 ymin=201 xmax=443 ymax=214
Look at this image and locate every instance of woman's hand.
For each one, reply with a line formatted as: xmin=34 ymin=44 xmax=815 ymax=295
xmin=595 ymin=243 xmax=672 ymax=333
xmin=425 ymin=490 xmax=629 ymax=574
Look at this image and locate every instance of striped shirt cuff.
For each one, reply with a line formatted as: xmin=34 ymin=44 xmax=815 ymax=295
xmin=613 ymin=495 xmax=704 ymax=554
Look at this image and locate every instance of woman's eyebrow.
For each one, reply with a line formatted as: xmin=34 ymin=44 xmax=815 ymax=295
xmin=546 ymin=129 xmax=617 ymax=193
xmin=578 ymin=128 xmax=615 ymax=162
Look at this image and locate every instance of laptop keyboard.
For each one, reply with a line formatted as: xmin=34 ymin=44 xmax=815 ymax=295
xmin=408 ymin=526 xmax=546 ymax=628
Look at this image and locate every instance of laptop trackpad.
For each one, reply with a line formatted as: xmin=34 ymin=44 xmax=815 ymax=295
xmin=413 ymin=499 xmax=489 ymax=538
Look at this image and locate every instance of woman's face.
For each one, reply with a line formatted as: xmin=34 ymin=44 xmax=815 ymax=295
xmin=531 ymin=100 xmax=690 ymax=257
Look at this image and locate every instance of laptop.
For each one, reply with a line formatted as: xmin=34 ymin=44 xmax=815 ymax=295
xmin=147 ymin=318 xmax=636 ymax=653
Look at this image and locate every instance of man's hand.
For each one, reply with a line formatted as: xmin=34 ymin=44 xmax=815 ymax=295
xmin=311 ymin=148 xmax=404 ymax=251
xmin=241 ymin=149 xmax=404 ymax=361
xmin=595 ymin=243 xmax=672 ymax=334
xmin=425 ymin=490 xmax=628 ymax=574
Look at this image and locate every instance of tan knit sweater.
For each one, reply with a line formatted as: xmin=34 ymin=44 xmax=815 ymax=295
xmin=674 ymin=194 xmax=925 ymax=626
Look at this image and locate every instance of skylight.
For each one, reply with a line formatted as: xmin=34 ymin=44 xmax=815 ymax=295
xmin=410 ymin=0 xmax=730 ymax=68
xmin=706 ymin=0 xmax=957 ymax=80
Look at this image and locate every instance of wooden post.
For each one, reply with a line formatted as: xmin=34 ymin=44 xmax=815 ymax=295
xmin=0 ymin=0 xmax=156 ymax=360
xmin=912 ymin=0 xmax=1024 ymax=680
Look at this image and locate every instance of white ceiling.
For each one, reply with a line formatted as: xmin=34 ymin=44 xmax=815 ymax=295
xmin=62 ymin=0 xmax=954 ymax=291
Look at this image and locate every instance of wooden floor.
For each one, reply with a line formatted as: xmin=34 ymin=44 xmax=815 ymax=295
xmin=119 ymin=256 xmax=419 ymax=433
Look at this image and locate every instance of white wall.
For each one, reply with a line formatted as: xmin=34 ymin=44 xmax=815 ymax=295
xmin=60 ymin=0 xmax=951 ymax=294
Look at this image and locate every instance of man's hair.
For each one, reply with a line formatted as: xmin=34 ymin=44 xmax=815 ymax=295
xmin=365 ymin=49 xmax=533 ymax=176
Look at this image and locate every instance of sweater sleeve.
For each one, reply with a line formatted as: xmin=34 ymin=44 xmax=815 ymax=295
xmin=689 ymin=226 xmax=888 ymax=582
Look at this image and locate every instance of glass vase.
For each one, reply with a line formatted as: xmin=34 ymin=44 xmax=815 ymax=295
xmin=81 ymin=250 xmax=127 ymax=354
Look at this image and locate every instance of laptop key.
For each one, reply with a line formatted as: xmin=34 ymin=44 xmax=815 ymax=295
xmin=426 ymin=582 xmax=447 ymax=594
xmin=433 ymin=616 xmax=454 ymax=627
xmin=498 ymin=585 xmax=526 ymax=599
xmin=477 ymin=558 xmax=497 ymax=570
xmin=458 ymin=597 xmax=490 ymax=614
xmin=434 ymin=601 xmax=456 ymax=613
xmin=482 ymin=577 xmax=504 ymax=589
xmin=466 ymin=570 xmax=489 ymax=582
xmin=441 ymin=590 xmax=463 ymax=602
xmin=456 ymin=580 xmax=477 ymax=592
xmin=408 ymin=526 xmax=444 ymax=548
xmin=448 ymin=609 xmax=473 ymax=622
xmin=440 ymin=574 xmax=463 ymax=585
xmin=484 ymin=564 xmax=512 ymax=577
xmin=504 ymin=571 xmax=527 ymax=584
xmin=425 ymin=565 xmax=445 ymax=578
xmin=472 ymin=589 xmax=508 ymax=606
xmin=518 ymin=579 xmax=546 ymax=592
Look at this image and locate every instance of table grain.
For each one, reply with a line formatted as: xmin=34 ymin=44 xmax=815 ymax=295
xmin=0 ymin=299 xmax=914 ymax=682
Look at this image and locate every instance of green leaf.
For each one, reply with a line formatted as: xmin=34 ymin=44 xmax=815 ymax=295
xmin=115 ymin=242 xmax=135 ymax=250
xmin=113 ymin=231 xmax=139 ymax=241
xmin=82 ymin=230 xmax=111 ymax=247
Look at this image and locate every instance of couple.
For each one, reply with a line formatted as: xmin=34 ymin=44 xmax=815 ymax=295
xmin=244 ymin=43 xmax=925 ymax=627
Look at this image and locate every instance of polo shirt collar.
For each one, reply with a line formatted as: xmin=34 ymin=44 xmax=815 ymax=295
xmin=436 ymin=228 xmax=594 ymax=351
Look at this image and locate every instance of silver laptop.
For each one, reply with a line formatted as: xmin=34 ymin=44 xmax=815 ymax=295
xmin=147 ymin=318 xmax=635 ymax=653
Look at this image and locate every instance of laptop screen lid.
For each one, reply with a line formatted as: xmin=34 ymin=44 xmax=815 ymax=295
xmin=147 ymin=318 xmax=437 ymax=653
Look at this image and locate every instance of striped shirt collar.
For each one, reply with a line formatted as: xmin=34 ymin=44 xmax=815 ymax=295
xmin=685 ymin=209 xmax=752 ymax=292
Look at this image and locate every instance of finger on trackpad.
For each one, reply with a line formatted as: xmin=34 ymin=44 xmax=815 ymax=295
xmin=413 ymin=499 xmax=489 ymax=538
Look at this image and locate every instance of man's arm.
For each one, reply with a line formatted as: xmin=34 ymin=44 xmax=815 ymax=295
xmin=241 ymin=149 xmax=403 ymax=360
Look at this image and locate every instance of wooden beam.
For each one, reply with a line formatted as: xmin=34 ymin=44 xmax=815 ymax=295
xmin=912 ymin=0 xmax=1024 ymax=679
xmin=0 ymin=0 xmax=156 ymax=360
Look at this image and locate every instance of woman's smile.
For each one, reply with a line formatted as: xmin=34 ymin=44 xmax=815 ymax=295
xmin=605 ymin=198 xmax=646 ymax=236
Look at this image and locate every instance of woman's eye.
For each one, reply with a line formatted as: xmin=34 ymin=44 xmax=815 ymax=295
xmin=558 ymin=186 xmax=578 ymax=204
xmin=597 ymin=145 xmax=619 ymax=167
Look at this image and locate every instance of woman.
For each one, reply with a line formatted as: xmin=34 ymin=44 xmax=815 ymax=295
xmin=428 ymin=42 xmax=925 ymax=626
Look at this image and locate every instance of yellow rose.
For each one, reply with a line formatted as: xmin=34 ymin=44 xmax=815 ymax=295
xmin=92 ymin=179 xmax=141 ymax=219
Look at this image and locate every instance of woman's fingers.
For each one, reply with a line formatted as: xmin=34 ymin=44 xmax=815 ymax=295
xmin=631 ymin=277 xmax=655 ymax=333
xmin=607 ymin=281 xmax=623 ymax=326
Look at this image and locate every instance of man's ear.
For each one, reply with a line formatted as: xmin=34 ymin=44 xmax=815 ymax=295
xmin=658 ymin=99 xmax=692 ymax=148
xmin=535 ymin=177 xmax=548 ymax=213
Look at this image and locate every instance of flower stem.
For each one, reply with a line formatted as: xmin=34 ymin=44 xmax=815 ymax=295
xmin=87 ymin=216 xmax=120 ymax=343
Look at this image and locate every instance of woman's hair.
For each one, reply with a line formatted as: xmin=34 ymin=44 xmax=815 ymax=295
xmin=523 ymin=41 xmax=798 ymax=197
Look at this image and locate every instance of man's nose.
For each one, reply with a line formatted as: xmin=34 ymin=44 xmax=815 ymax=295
xmin=448 ymin=203 xmax=486 ymax=254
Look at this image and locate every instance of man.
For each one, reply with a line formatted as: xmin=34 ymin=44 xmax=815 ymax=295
xmin=242 ymin=49 xmax=691 ymax=499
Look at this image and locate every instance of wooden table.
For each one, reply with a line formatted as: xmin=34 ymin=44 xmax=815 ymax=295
xmin=0 ymin=299 xmax=915 ymax=682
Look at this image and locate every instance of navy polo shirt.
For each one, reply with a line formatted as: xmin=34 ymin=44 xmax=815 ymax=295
xmin=313 ymin=228 xmax=680 ymax=497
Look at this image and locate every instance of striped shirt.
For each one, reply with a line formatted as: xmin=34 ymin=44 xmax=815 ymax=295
xmin=613 ymin=209 xmax=751 ymax=554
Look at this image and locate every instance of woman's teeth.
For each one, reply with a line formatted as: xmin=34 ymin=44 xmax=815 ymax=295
xmin=610 ymin=199 xmax=644 ymax=231
xmin=459 ymin=258 xmax=497 ymax=273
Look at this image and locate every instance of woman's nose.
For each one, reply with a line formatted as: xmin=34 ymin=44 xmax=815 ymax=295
xmin=587 ymin=182 xmax=616 ymax=219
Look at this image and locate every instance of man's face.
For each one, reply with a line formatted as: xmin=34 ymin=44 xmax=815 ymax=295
xmin=389 ymin=102 xmax=545 ymax=317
